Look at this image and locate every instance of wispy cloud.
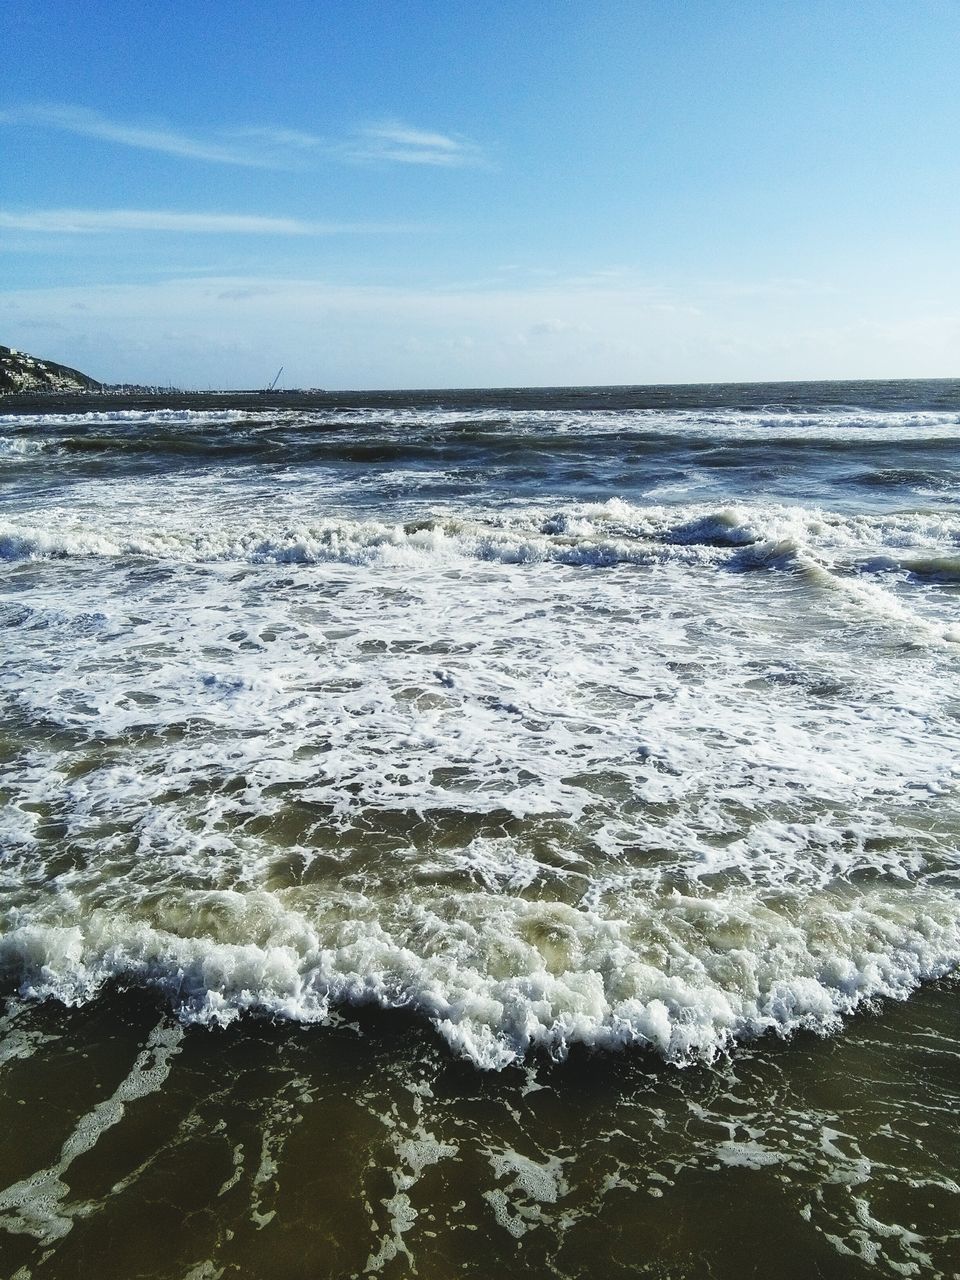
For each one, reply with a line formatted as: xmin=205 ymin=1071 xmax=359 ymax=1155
xmin=1 ymin=104 xmax=486 ymax=171
xmin=0 ymin=208 xmax=418 ymax=235
xmin=230 ymin=125 xmax=324 ymax=150
xmin=350 ymin=121 xmax=486 ymax=167
xmin=0 ymin=104 xmax=286 ymax=167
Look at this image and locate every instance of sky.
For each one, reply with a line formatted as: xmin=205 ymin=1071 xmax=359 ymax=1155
xmin=1 ymin=0 xmax=959 ymax=389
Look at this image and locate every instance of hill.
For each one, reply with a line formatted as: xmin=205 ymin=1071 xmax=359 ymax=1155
xmin=0 ymin=344 xmax=102 ymax=394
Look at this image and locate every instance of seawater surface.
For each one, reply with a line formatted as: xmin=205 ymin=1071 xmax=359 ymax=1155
xmin=1 ymin=381 xmax=958 ymax=1278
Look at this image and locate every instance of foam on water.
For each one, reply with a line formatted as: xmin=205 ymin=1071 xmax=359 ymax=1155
xmin=0 ymin=408 xmax=257 ymax=429
xmin=3 ymin=401 xmax=960 ymax=443
xmin=0 ymin=1016 xmax=183 ymax=1241
xmin=2 ymin=495 xmax=958 ymax=647
xmin=2 ymin=398 xmax=959 ymax=1071
xmin=0 ymin=436 xmax=48 ymax=458
xmin=2 ymin=881 xmax=959 ymax=1071
xmin=1 ymin=495 xmax=959 ymax=563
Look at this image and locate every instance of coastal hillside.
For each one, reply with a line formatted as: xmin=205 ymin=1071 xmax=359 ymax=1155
xmin=0 ymin=343 xmax=101 ymax=394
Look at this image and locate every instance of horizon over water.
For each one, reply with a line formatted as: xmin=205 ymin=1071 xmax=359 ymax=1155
xmin=1 ymin=379 xmax=959 ymax=1278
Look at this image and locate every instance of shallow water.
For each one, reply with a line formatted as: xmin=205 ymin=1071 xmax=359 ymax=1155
xmin=0 ymin=981 xmax=957 ymax=1279
xmin=1 ymin=381 xmax=959 ymax=1276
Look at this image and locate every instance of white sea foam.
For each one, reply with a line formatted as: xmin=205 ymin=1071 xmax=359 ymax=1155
xmin=2 ymin=497 xmax=958 ymax=647
xmin=1 ymin=498 xmax=958 ymax=565
xmin=2 ymin=402 xmax=959 ymax=441
xmin=2 ymin=535 xmax=958 ymax=1067
xmin=0 ymin=408 xmax=257 ymax=429
xmin=0 ymin=1016 xmax=182 ymax=1241
xmin=1 ymin=881 xmax=959 ymax=1070
xmin=0 ymin=435 xmax=48 ymax=457
xmin=2 ymin=405 xmax=959 ymax=1070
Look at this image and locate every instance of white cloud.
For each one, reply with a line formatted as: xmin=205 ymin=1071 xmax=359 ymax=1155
xmin=5 ymin=271 xmax=956 ymax=390
xmin=0 ymin=104 xmax=283 ymax=167
xmin=0 ymin=209 xmax=418 ymax=235
xmin=228 ymin=125 xmax=324 ymax=150
xmin=368 ymin=124 xmax=461 ymax=152
xmin=351 ymin=120 xmax=486 ymax=167
xmin=1 ymin=104 xmax=486 ymax=171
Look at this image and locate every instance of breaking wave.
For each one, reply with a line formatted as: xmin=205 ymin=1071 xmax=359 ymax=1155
xmin=4 ymin=883 xmax=959 ymax=1070
xmin=1 ymin=499 xmax=958 ymax=567
xmin=3 ymin=392 xmax=960 ymax=1073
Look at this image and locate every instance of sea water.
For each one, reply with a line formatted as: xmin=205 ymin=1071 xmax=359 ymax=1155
xmin=0 ymin=381 xmax=958 ymax=1277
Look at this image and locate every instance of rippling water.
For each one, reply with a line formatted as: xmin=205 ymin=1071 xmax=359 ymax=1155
xmin=1 ymin=381 xmax=958 ymax=1277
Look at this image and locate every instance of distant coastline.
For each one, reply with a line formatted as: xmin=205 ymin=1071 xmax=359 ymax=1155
xmin=0 ymin=343 xmax=104 ymax=395
xmin=3 ymin=383 xmax=960 ymax=421
xmin=3 ymin=345 xmax=958 ymax=415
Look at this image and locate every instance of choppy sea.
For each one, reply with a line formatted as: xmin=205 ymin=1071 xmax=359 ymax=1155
xmin=1 ymin=380 xmax=958 ymax=1278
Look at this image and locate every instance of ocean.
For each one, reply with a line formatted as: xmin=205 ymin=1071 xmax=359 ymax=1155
xmin=0 ymin=380 xmax=958 ymax=1278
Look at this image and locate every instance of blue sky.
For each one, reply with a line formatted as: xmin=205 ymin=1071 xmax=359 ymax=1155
xmin=2 ymin=0 xmax=958 ymax=388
